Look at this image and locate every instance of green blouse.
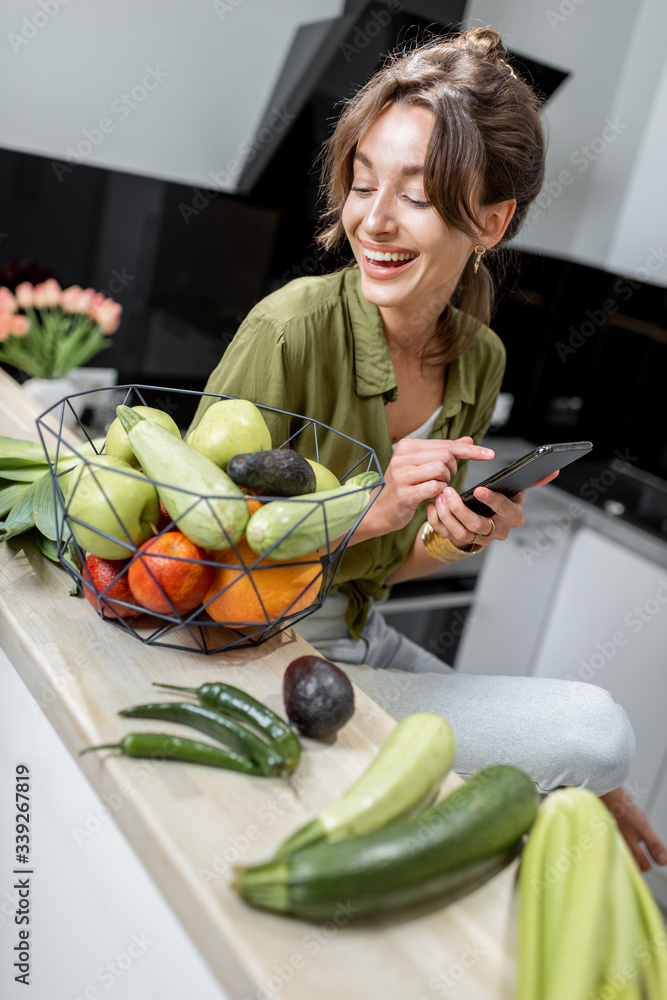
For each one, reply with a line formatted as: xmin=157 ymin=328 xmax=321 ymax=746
xmin=192 ymin=266 xmax=506 ymax=638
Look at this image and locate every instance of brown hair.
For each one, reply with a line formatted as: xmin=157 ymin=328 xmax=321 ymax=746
xmin=316 ymin=26 xmax=546 ymax=365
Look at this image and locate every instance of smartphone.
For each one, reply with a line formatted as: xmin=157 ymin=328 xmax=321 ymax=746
xmin=460 ymin=441 xmax=593 ymax=517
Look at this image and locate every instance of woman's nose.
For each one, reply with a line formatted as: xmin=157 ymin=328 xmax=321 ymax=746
xmin=364 ymin=189 xmax=397 ymax=236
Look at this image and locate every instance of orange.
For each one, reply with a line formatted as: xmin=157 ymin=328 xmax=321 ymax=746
xmin=204 ymin=538 xmax=322 ymax=625
xmin=128 ymin=531 xmax=212 ymax=616
xmin=82 ymin=555 xmax=141 ymax=619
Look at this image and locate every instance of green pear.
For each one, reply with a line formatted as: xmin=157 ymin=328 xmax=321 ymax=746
xmin=105 ymin=406 xmax=180 ymax=468
xmin=305 ymin=458 xmax=340 ymax=492
xmin=66 ymin=455 xmax=159 ymax=559
xmin=188 ymin=398 xmax=272 ymax=470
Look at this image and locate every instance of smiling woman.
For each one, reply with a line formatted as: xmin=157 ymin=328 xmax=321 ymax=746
xmin=191 ymin=26 xmax=666 ymax=869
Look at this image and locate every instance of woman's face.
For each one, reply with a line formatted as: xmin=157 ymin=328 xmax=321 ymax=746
xmin=342 ymin=102 xmax=473 ymax=322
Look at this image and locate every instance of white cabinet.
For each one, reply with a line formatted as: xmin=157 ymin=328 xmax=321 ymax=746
xmin=530 ymin=527 xmax=667 ymax=810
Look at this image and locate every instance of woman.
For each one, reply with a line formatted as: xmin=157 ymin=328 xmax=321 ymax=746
xmin=193 ymin=27 xmax=665 ymax=869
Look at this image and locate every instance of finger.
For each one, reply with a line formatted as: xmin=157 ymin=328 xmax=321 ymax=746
xmin=399 ymin=460 xmax=458 ymax=488
xmin=638 ymin=821 xmax=667 ymax=865
xmin=434 ymin=491 xmax=478 ymax=544
xmin=528 ymin=470 xmax=560 ymax=489
xmin=473 ymin=487 xmax=526 ymax=523
xmin=641 ymin=828 xmax=667 ymax=866
xmin=633 ymin=845 xmax=652 ymax=872
xmin=426 ymin=500 xmax=450 ymax=535
xmin=449 ymin=441 xmax=495 ymax=462
xmin=441 ymin=487 xmax=499 ymax=536
xmin=395 ymin=438 xmax=493 ymax=463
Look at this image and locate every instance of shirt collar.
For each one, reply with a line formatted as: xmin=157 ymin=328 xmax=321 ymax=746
xmin=344 ymin=266 xmax=399 ymax=401
xmin=435 ymin=321 xmax=479 ymax=429
xmin=344 ymin=266 xmax=480 ymax=417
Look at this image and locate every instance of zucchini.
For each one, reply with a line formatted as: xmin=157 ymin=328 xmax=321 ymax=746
xmin=245 ymin=471 xmax=381 ymax=560
xmin=116 ymin=406 xmax=248 ymax=550
xmin=236 ymin=764 xmax=538 ymax=919
xmin=277 ymin=712 xmax=455 ymax=855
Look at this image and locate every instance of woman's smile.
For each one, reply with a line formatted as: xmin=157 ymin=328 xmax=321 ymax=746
xmin=360 ymin=239 xmax=419 ymax=278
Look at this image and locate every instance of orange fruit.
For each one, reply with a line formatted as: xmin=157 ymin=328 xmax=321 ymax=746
xmin=82 ymin=555 xmax=140 ymax=619
xmin=204 ymin=538 xmax=322 ymax=624
xmin=128 ymin=531 xmax=212 ymax=616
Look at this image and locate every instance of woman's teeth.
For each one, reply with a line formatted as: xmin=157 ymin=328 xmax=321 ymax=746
xmin=363 ymin=248 xmax=417 ymax=267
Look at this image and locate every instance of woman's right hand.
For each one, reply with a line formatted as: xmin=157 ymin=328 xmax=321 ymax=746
xmin=358 ymin=435 xmax=495 ymax=540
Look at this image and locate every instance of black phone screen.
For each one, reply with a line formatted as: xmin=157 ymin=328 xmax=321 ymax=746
xmin=460 ymin=441 xmax=593 ymax=517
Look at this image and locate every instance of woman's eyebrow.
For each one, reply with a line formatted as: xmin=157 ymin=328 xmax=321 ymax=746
xmin=354 ymin=150 xmax=424 ymax=176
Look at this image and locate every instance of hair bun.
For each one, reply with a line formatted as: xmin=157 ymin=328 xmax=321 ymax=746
xmin=456 ymin=26 xmax=508 ymax=66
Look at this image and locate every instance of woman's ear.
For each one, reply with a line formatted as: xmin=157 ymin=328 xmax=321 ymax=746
xmin=479 ymin=199 xmax=517 ymax=248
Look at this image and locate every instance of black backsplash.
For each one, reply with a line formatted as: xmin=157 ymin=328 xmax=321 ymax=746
xmin=490 ymin=252 xmax=667 ymax=484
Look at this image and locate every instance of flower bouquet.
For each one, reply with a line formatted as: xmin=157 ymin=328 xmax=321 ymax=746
xmin=0 ymin=279 xmax=121 ymax=380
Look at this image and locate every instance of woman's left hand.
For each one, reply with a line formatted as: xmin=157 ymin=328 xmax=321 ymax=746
xmin=427 ymin=471 xmax=560 ymax=549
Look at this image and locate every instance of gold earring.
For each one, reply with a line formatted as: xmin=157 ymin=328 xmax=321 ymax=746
xmin=473 ymin=245 xmax=486 ymax=274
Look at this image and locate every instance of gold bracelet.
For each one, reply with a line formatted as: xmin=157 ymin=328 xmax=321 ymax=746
xmin=420 ymin=522 xmax=484 ymax=563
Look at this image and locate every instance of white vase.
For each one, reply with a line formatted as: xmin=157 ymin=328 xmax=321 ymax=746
xmin=22 ymin=367 xmax=118 ymax=431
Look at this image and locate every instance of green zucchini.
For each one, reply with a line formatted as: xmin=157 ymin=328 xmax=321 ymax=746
xmin=277 ymin=712 xmax=455 ymax=855
xmin=245 ymin=471 xmax=381 ymax=560
xmin=116 ymin=406 xmax=248 ymax=550
xmin=236 ymin=764 xmax=538 ymax=919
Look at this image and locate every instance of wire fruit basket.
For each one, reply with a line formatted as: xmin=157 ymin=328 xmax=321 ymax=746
xmin=36 ymin=384 xmax=384 ymax=655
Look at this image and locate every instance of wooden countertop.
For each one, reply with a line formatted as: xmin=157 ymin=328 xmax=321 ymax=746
xmin=0 ymin=370 xmax=517 ymax=1000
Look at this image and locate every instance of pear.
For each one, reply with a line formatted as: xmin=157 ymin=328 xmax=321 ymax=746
xmin=188 ymin=398 xmax=272 ymax=470
xmin=65 ymin=455 xmax=159 ymax=559
xmin=105 ymin=406 xmax=180 ymax=468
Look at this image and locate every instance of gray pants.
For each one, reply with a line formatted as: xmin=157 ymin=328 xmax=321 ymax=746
xmin=295 ymin=593 xmax=635 ymax=796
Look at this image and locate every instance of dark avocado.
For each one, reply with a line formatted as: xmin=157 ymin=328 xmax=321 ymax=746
xmin=227 ymin=449 xmax=316 ymax=497
xmin=283 ymin=656 xmax=355 ymax=739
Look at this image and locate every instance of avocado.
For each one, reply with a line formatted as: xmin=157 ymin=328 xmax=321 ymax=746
xmin=283 ymin=655 xmax=355 ymax=739
xmin=227 ymin=449 xmax=317 ymax=497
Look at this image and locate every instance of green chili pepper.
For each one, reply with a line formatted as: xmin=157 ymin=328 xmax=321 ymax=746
xmin=80 ymin=733 xmax=261 ymax=773
xmin=155 ymin=681 xmax=301 ymax=772
xmin=117 ymin=702 xmax=288 ymax=777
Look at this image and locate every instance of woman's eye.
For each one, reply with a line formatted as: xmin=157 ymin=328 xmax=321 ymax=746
xmin=351 ymin=185 xmax=372 ymax=195
xmin=405 ymin=195 xmax=431 ymax=208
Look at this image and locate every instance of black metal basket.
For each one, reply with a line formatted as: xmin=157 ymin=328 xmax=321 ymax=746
xmin=36 ymin=384 xmax=384 ymax=655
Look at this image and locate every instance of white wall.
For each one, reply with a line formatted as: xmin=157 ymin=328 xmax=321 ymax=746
xmin=1 ymin=0 xmax=344 ymax=190
xmin=464 ymin=0 xmax=667 ymax=285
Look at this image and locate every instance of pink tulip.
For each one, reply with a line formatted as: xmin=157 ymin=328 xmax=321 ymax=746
xmin=14 ymin=282 xmax=33 ymax=310
xmin=86 ymin=290 xmax=105 ymax=315
xmin=8 ymin=314 xmax=29 ymax=337
xmin=61 ymin=285 xmax=84 ymax=313
xmin=32 ymin=282 xmax=49 ymax=309
xmin=92 ymin=298 xmax=122 ymax=334
xmin=0 ymin=314 xmax=10 ymax=342
xmin=0 ymin=286 xmax=17 ymax=314
xmin=43 ymin=278 xmax=62 ymax=307
xmin=32 ymin=279 xmax=61 ymax=309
